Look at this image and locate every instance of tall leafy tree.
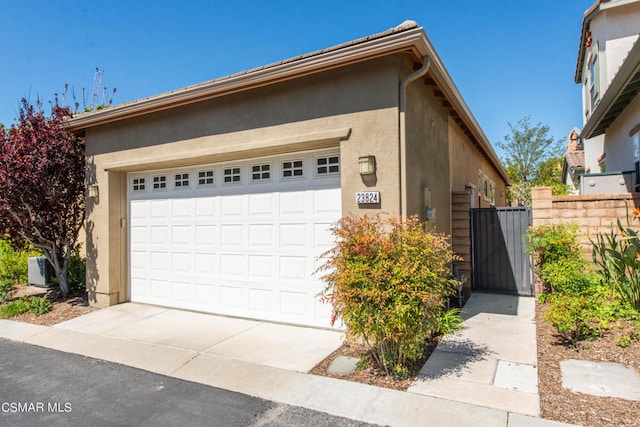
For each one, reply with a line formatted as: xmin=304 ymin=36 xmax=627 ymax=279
xmin=536 ymin=156 xmax=564 ymax=185
xmin=497 ymin=117 xmax=561 ymax=205
xmin=0 ymin=100 xmax=85 ymax=297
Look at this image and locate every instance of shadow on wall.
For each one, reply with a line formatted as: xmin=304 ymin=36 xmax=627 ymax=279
xmin=85 ymin=156 xmax=99 ymax=303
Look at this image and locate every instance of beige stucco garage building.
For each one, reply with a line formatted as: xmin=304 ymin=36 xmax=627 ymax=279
xmin=68 ymin=21 xmax=508 ymax=328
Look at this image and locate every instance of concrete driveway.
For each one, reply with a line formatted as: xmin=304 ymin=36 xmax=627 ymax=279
xmin=26 ymin=303 xmax=345 ymax=374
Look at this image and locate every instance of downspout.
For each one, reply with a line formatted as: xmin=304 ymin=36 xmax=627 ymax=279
xmin=399 ymin=56 xmax=431 ymax=218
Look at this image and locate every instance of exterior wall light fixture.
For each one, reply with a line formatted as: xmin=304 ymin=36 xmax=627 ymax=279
xmin=358 ymin=155 xmax=376 ymax=175
xmin=88 ymin=184 xmax=99 ymax=199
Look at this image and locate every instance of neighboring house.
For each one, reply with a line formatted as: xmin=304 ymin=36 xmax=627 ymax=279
xmin=562 ymin=127 xmax=585 ymax=192
xmin=575 ymin=0 xmax=640 ymax=194
xmin=68 ymin=21 xmax=508 ymax=328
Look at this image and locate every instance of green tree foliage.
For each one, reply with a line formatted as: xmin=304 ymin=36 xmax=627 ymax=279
xmin=319 ymin=214 xmax=460 ymax=378
xmin=498 ymin=117 xmax=562 ymax=205
xmin=537 ymin=157 xmax=563 ymax=186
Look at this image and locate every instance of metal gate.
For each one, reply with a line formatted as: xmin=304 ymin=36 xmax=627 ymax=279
xmin=471 ymin=207 xmax=534 ymax=296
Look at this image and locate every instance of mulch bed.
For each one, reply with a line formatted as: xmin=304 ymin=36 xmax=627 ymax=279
xmin=8 ymin=284 xmax=96 ymax=326
xmin=309 ymin=337 xmax=441 ymax=391
xmin=536 ymin=301 xmax=640 ymax=426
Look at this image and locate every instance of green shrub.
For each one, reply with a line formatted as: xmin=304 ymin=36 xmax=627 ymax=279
xmin=67 ymin=246 xmax=86 ymax=293
xmin=544 ymin=286 xmax=638 ymax=347
xmin=0 ymin=279 xmax=15 ymax=304
xmin=544 ymin=294 xmax=601 ymax=346
xmin=529 ymin=223 xmax=582 ymax=268
xmin=0 ymin=297 xmax=31 ymax=319
xmin=29 ymin=296 xmax=52 ymax=316
xmin=319 ymin=214 xmax=459 ymax=378
xmin=0 ymin=240 xmax=41 ymax=284
xmin=539 ymin=258 xmax=599 ymax=295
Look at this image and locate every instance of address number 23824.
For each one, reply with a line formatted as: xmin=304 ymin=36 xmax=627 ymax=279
xmin=355 ymin=191 xmax=380 ymax=204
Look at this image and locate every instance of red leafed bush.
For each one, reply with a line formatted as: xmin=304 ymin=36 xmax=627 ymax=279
xmin=0 ymin=100 xmax=85 ymax=297
xmin=319 ymin=214 xmax=460 ymax=378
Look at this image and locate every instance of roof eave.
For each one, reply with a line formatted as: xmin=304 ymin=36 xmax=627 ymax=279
xmin=66 ymin=26 xmax=427 ymax=130
xmin=582 ymin=38 xmax=640 ymax=139
xmin=67 ymin=23 xmax=509 ymax=183
xmin=425 ymin=51 xmax=510 ymax=184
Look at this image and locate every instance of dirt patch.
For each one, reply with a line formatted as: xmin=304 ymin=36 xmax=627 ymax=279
xmin=309 ymin=337 xmax=441 ymax=391
xmin=7 ymin=284 xmax=97 ymax=326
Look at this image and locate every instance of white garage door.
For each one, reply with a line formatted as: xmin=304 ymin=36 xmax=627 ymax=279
xmin=128 ymin=150 xmax=341 ymax=328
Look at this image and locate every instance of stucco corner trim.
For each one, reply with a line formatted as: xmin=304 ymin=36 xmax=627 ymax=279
xmin=102 ymin=127 xmax=352 ymax=171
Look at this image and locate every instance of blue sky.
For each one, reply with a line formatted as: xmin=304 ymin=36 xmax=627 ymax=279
xmin=0 ymin=1 xmax=593 ymax=158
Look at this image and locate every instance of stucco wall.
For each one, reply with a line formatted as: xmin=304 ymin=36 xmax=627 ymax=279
xmin=84 ymin=56 xmax=405 ymax=305
xmin=448 ymin=119 xmax=507 ymax=209
xmin=602 ymin=92 xmax=640 ymax=172
xmin=584 ymin=134 xmax=605 ymax=173
xmin=586 ymin=3 xmax=640 ymax=104
xmin=404 ymin=72 xmax=451 ymax=232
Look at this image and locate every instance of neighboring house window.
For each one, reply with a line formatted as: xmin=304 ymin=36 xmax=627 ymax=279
xmin=153 ymin=175 xmax=167 ymax=190
xmin=174 ymin=173 xmax=189 ymax=188
xmin=282 ymin=160 xmax=303 ymax=178
xmin=198 ymin=170 xmax=214 ymax=186
xmin=589 ymin=49 xmax=599 ymax=110
xmin=598 ymin=153 xmax=606 ymax=173
xmin=251 ymin=164 xmax=271 ymax=181
xmin=316 ymin=155 xmax=339 ymax=175
xmin=489 ymin=181 xmax=496 ymax=206
xmin=132 ymin=178 xmax=145 ymax=191
xmin=223 ymin=167 xmax=241 ymax=184
xmin=483 ymin=177 xmax=488 ymax=200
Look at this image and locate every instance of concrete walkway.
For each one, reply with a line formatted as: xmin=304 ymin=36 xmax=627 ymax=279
xmin=0 ymin=299 xmax=577 ymax=427
xmin=409 ymin=293 xmax=539 ymax=416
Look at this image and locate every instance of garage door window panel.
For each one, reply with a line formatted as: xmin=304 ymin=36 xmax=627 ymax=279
xmin=198 ymin=170 xmax=215 ymax=186
xmin=282 ymin=160 xmax=304 ymax=179
xmin=223 ymin=167 xmax=242 ymax=184
xmin=315 ymin=155 xmax=340 ymax=176
xmin=174 ymin=173 xmax=190 ymax=189
xmin=251 ymin=163 xmax=271 ymax=182
xmin=132 ymin=178 xmax=146 ymax=192
xmin=153 ymin=175 xmax=167 ymax=190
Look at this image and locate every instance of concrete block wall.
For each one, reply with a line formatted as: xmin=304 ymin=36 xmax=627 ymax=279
xmin=531 ymin=186 xmax=640 ymax=259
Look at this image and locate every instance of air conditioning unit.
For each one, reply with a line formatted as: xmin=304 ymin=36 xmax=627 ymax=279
xmin=28 ymin=256 xmax=53 ymax=287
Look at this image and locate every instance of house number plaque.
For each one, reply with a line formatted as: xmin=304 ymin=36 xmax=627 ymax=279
xmin=356 ymin=191 xmax=380 ymax=204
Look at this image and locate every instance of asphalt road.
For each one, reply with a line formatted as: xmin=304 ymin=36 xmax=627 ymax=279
xmin=0 ymin=339 xmax=376 ymax=427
